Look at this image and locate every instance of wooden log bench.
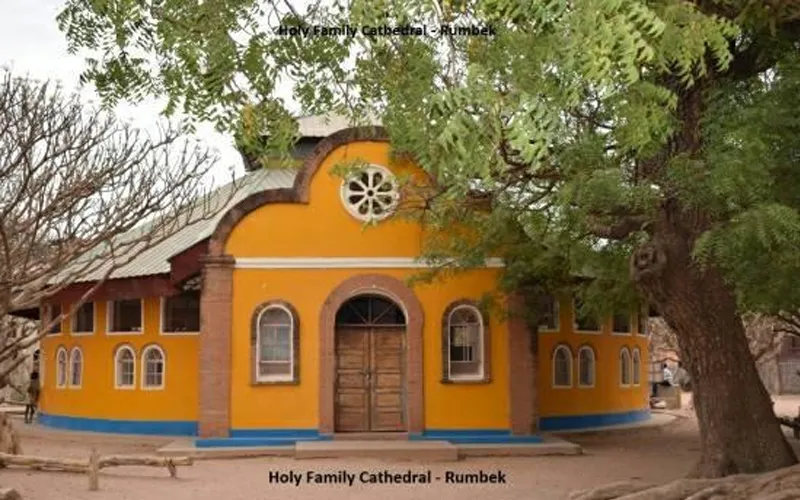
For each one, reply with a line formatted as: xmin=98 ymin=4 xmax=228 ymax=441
xmin=0 ymin=449 xmax=193 ymax=491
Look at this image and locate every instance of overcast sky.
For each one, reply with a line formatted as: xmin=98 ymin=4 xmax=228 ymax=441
xmin=0 ymin=0 xmax=294 ymax=184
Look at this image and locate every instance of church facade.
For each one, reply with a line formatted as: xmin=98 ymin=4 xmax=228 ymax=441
xmin=31 ymin=123 xmax=650 ymax=445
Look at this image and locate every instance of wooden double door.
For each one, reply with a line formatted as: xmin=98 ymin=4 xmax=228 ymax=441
xmin=335 ymin=326 xmax=406 ymax=432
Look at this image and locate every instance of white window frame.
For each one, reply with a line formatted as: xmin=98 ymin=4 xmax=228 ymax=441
xmin=106 ymin=299 xmax=144 ymax=335
xmin=611 ymin=312 xmax=632 ymax=336
xmin=552 ymin=345 xmax=573 ymax=388
xmin=71 ymin=302 xmax=96 ymax=336
xmin=573 ymin=298 xmax=603 ymax=335
xmin=620 ymin=347 xmax=632 ymax=387
xmin=446 ymin=305 xmax=485 ymax=381
xmin=577 ymin=346 xmax=595 ymax=388
xmin=538 ymin=295 xmax=560 ymax=333
xmin=68 ymin=347 xmax=83 ymax=389
xmin=114 ymin=345 xmax=137 ymax=389
xmin=255 ymin=305 xmax=295 ymax=383
xmin=45 ymin=304 xmax=64 ymax=337
xmin=159 ymin=295 xmax=200 ymax=336
xmin=55 ymin=347 xmax=67 ymax=389
xmin=632 ymin=347 xmax=641 ymax=386
xmin=141 ymin=345 xmax=166 ymax=390
xmin=636 ymin=309 xmax=649 ymax=337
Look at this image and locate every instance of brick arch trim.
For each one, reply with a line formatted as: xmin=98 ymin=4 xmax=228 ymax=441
xmin=208 ymin=126 xmax=389 ymax=256
xmin=318 ymin=273 xmax=424 ymax=434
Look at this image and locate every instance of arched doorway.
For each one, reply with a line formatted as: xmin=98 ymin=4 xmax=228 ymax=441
xmin=334 ymin=294 xmax=407 ymax=432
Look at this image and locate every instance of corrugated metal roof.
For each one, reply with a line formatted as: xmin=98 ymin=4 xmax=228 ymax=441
xmin=62 ymin=168 xmax=297 ymax=283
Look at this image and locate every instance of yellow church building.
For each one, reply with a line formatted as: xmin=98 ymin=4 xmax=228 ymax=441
xmin=27 ymin=118 xmax=650 ymax=446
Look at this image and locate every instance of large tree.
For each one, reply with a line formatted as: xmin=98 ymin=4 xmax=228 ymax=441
xmin=0 ymin=71 xmax=233 ymax=394
xmin=57 ymin=0 xmax=800 ymax=477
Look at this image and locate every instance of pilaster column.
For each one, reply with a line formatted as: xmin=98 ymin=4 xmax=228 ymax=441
xmin=198 ymin=255 xmax=235 ymax=438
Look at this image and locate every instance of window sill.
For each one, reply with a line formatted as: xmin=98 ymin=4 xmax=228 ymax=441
xmin=159 ymin=331 xmax=200 ymax=336
xmin=251 ymin=378 xmax=299 ymax=386
xmin=440 ymin=377 xmax=491 ymax=385
xmin=70 ymin=331 xmax=94 ymax=336
xmin=106 ymin=331 xmax=144 ymax=336
xmin=611 ymin=331 xmax=632 ymax=336
xmin=575 ymin=330 xmax=603 ymax=335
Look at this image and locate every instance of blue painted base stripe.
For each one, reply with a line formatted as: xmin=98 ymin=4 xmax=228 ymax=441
xmin=539 ymin=409 xmax=651 ymax=431
xmin=410 ymin=429 xmax=544 ymax=444
xmin=229 ymin=428 xmax=321 ymax=438
xmin=38 ymin=413 xmax=197 ymax=436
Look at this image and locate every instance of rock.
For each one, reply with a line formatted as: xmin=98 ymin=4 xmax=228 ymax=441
xmin=0 ymin=488 xmax=21 ymax=500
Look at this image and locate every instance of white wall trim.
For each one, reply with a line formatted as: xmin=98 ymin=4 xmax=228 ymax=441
xmin=234 ymin=257 xmax=505 ymax=269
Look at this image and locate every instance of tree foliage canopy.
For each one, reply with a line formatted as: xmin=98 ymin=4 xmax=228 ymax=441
xmin=57 ymin=0 xmax=800 ymax=318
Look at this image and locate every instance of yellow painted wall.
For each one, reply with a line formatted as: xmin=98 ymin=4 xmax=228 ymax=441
xmin=38 ymin=298 xmax=199 ymax=421
xmin=537 ymin=297 xmax=650 ymax=417
xmin=226 ymin=140 xmax=509 ymax=430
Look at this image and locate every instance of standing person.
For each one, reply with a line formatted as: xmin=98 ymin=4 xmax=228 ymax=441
xmin=24 ymin=369 xmax=40 ymax=424
xmin=662 ymin=363 xmax=674 ymax=386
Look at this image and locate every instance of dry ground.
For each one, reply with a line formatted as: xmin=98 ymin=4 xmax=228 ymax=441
xmin=3 ymin=394 xmax=800 ymax=500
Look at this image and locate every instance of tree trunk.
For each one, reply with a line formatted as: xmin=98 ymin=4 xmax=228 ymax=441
xmin=632 ymin=213 xmax=797 ymax=477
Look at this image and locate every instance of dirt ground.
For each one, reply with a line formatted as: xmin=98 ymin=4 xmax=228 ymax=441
xmin=3 ymin=394 xmax=800 ymax=500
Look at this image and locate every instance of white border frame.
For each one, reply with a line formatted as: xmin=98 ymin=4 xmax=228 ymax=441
xmin=573 ymin=298 xmax=603 ymax=335
xmin=552 ymin=344 xmax=573 ymax=388
xmin=106 ymin=299 xmax=145 ymax=336
xmin=55 ymin=346 xmax=67 ymax=389
xmin=446 ymin=304 xmax=486 ymax=382
xmin=611 ymin=312 xmax=633 ymax=336
xmin=577 ymin=345 xmax=596 ymax=389
xmin=71 ymin=302 xmax=96 ymax=336
xmin=255 ymin=304 xmax=295 ymax=383
xmin=619 ymin=346 xmax=632 ymax=387
xmin=632 ymin=347 xmax=642 ymax=386
xmin=159 ymin=296 xmax=200 ymax=336
xmin=339 ymin=164 xmax=400 ymax=222
xmin=538 ymin=295 xmax=561 ymax=333
xmin=68 ymin=346 xmax=83 ymax=389
xmin=113 ymin=345 xmax=137 ymax=390
xmin=141 ymin=344 xmax=166 ymax=390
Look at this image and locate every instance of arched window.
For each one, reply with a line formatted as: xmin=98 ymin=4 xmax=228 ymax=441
xmin=578 ymin=346 xmax=595 ymax=388
xmin=620 ymin=347 xmax=632 ymax=386
xmin=114 ymin=345 xmax=136 ymax=389
xmin=142 ymin=345 xmax=165 ymax=389
xmin=553 ymin=345 xmax=572 ymax=388
xmin=69 ymin=347 xmax=83 ymax=388
xmin=445 ymin=304 xmax=485 ymax=381
xmin=632 ymin=348 xmax=641 ymax=386
xmin=255 ymin=304 xmax=296 ymax=382
xmin=56 ymin=347 xmax=67 ymax=388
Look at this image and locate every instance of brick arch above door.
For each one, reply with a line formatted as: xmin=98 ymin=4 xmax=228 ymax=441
xmin=319 ymin=274 xmax=424 ymax=434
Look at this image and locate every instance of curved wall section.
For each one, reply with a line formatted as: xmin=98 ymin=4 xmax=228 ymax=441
xmin=38 ymin=297 xmax=199 ymax=433
xmin=537 ymin=297 xmax=652 ymax=431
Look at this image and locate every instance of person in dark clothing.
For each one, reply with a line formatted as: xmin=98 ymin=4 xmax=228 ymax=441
xmin=24 ymin=370 xmax=40 ymax=423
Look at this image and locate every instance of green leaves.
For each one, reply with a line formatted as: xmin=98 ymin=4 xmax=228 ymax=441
xmin=57 ymin=0 xmax=800 ymax=315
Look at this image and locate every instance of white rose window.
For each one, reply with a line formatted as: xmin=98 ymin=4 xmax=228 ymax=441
xmin=340 ymin=165 xmax=399 ymax=221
